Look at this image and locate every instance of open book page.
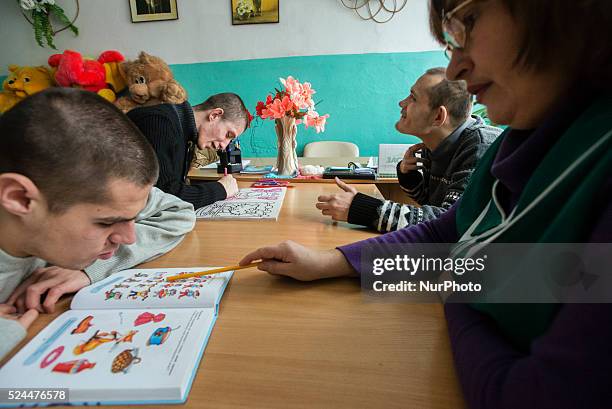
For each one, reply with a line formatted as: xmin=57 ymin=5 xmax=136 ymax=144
xmin=71 ymin=268 xmax=233 ymax=311
xmin=194 ymin=187 xmax=286 ymax=220
xmin=0 ymin=308 xmax=214 ymax=405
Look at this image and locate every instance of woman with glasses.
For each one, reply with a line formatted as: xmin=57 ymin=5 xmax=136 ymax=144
xmin=241 ymin=1 xmax=612 ymax=407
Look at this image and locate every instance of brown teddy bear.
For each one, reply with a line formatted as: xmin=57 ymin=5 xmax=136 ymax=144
xmin=115 ymin=51 xmax=187 ymax=113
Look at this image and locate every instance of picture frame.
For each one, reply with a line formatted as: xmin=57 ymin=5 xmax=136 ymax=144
xmin=231 ymin=0 xmax=279 ymax=25
xmin=129 ymin=0 xmax=178 ymax=23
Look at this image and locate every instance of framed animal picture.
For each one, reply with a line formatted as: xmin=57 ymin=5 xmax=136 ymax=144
xmin=129 ymin=0 xmax=178 ymax=23
xmin=231 ymin=0 xmax=279 ymax=25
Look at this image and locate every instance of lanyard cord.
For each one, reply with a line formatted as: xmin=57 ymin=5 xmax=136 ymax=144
xmin=452 ymin=128 xmax=612 ymax=258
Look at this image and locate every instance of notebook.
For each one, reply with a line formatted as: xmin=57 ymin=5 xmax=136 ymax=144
xmin=377 ymin=144 xmax=414 ymax=178
xmin=195 ymin=187 xmax=286 ymax=221
xmin=0 ymin=267 xmax=233 ymax=407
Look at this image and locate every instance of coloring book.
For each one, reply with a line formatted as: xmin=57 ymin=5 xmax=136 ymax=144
xmin=0 ymin=267 xmax=233 ymax=407
xmin=194 ymin=187 xmax=286 ymax=221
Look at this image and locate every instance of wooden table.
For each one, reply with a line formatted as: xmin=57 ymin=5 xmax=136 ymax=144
xmin=5 ymin=183 xmax=464 ymax=409
xmin=189 ymin=157 xmax=410 ymax=204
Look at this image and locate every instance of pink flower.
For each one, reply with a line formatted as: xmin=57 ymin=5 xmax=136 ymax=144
xmin=301 ymin=82 xmax=316 ymax=103
xmin=280 ymin=76 xmax=303 ymax=95
xmin=261 ymin=95 xmax=294 ymax=119
xmin=291 ymin=94 xmax=311 ymax=110
xmin=304 ymin=111 xmax=329 ymax=133
xmin=279 ymin=77 xmax=316 ymax=110
xmin=254 ymin=76 xmax=328 ymax=131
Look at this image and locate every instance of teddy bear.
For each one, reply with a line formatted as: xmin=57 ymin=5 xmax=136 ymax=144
xmin=47 ymin=49 xmax=126 ymax=102
xmin=114 ymin=51 xmax=187 ymax=113
xmin=0 ymin=65 xmax=54 ymax=113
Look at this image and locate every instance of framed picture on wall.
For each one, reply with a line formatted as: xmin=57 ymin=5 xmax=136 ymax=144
xmin=129 ymin=0 xmax=178 ymax=23
xmin=231 ymin=0 xmax=279 ymax=25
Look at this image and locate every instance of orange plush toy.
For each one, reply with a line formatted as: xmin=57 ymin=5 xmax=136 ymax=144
xmin=48 ymin=50 xmax=126 ymax=102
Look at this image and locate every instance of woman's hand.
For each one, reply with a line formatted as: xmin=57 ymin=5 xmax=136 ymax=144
xmin=239 ymin=240 xmax=356 ymax=281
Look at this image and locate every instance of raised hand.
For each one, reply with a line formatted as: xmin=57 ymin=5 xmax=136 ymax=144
xmin=399 ymin=143 xmax=430 ymax=173
xmin=315 ymin=177 xmax=357 ymax=222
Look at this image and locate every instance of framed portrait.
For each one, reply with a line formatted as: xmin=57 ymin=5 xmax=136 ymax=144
xmin=231 ymin=0 xmax=279 ymax=25
xmin=130 ymin=0 xmax=178 ymax=23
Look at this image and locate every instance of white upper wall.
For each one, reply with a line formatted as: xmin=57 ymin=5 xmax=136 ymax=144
xmin=0 ymin=0 xmax=441 ymax=73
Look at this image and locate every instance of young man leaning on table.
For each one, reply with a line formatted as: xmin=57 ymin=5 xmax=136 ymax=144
xmin=317 ymin=67 xmax=501 ymax=232
xmin=241 ymin=0 xmax=612 ymax=407
xmin=0 ymin=89 xmax=196 ymax=360
xmin=127 ymin=92 xmax=252 ymax=209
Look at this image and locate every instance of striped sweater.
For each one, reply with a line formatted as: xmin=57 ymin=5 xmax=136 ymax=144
xmin=348 ymin=116 xmax=501 ymax=232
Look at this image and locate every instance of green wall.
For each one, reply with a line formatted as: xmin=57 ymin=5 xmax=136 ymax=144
xmin=170 ymin=51 xmax=447 ymax=157
xmin=1 ymin=51 xmax=448 ymax=157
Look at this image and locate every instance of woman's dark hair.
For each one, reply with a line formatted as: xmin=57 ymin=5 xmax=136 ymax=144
xmin=429 ymin=0 xmax=612 ymax=91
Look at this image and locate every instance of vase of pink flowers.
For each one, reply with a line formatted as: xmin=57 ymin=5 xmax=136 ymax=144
xmin=256 ymin=76 xmax=329 ymax=175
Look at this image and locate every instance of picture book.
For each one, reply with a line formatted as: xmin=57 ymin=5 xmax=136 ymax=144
xmin=194 ymin=187 xmax=286 ymax=221
xmin=0 ymin=267 xmax=233 ymax=407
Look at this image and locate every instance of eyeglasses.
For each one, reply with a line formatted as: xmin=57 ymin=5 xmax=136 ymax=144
xmin=442 ymin=0 xmax=476 ymax=60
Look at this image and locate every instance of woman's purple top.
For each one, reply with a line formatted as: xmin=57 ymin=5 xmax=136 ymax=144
xmin=338 ymin=98 xmax=612 ymax=409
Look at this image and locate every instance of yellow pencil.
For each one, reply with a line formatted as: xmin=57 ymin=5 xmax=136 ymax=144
xmin=165 ymin=261 xmax=261 ymax=282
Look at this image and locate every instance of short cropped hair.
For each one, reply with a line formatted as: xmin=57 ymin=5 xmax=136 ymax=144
xmin=193 ymin=92 xmax=251 ymax=129
xmin=0 ymin=88 xmax=159 ymax=213
xmin=429 ymin=0 xmax=612 ymax=91
xmin=424 ymin=67 xmax=471 ymax=126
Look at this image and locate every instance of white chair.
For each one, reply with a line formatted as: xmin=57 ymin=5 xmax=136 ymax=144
xmin=303 ymin=141 xmax=360 ymax=157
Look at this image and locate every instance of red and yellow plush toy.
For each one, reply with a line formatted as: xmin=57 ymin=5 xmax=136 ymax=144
xmin=0 ymin=65 xmax=54 ymax=113
xmin=48 ymin=50 xmax=127 ymax=102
